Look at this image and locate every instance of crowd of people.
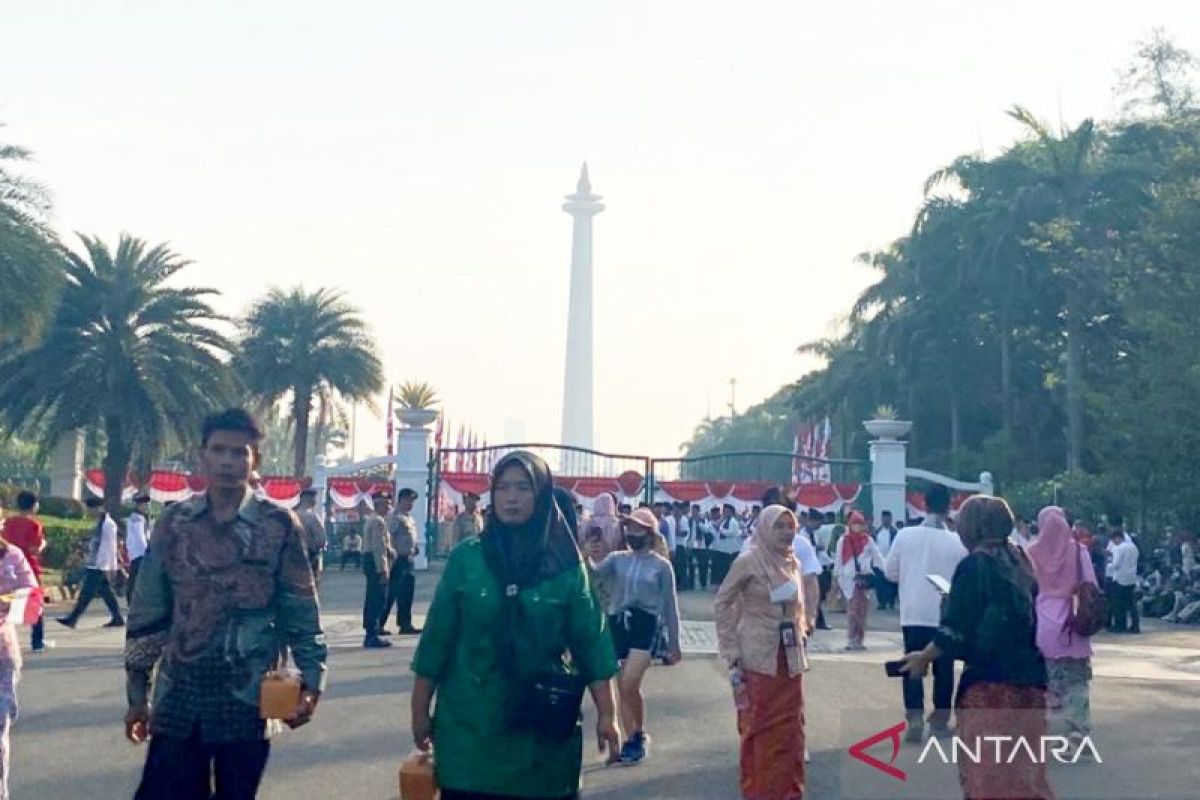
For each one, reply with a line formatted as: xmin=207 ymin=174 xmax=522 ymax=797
xmin=1 ymin=408 xmax=1196 ymax=800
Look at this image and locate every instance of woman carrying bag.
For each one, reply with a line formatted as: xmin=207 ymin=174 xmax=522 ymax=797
xmin=410 ymin=451 xmax=620 ymax=800
xmin=834 ymin=511 xmax=884 ymax=651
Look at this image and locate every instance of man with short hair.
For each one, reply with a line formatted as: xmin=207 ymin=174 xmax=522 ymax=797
xmin=57 ymin=496 xmax=124 ymax=629
xmin=709 ymin=504 xmax=741 ymax=585
xmin=451 ymin=491 xmax=483 ymax=550
xmin=361 ymin=493 xmax=394 ymax=648
xmin=874 ymin=510 xmax=899 ymax=611
xmin=384 ymin=488 xmax=422 ymax=635
xmin=296 ymin=489 xmax=327 ymax=585
xmin=125 ymin=494 xmax=152 ymax=602
xmin=921 ymin=485 xmax=951 ymax=530
xmin=800 ymin=509 xmax=833 ymax=630
xmin=124 ymin=408 xmax=326 ymax=796
xmin=671 ymin=502 xmax=692 ymax=590
xmin=1109 ymin=527 xmax=1141 ymax=634
xmin=885 ymin=485 xmax=969 ymax=742
xmin=688 ymin=504 xmax=712 ymax=590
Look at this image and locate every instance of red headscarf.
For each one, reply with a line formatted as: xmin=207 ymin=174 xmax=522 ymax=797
xmin=840 ymin=510 xmax=871 ymax=564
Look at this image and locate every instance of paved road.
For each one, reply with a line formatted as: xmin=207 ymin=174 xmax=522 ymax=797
xmin=14 ymin=567 xmax=1200 ymax=799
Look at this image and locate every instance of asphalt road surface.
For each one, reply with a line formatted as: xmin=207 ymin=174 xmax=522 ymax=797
xmin=14 ymin=566 xmax=1200 ymax=799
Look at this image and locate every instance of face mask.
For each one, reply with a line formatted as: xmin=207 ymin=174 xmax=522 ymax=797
xmin=627 ymin=535 xmax=649 ymax=550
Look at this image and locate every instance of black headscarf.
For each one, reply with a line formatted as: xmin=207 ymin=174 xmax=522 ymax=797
xmin=480 ymin=452 xmax=583 ymax=724
xmin=480 ymin=451 xmax=581 ymax=592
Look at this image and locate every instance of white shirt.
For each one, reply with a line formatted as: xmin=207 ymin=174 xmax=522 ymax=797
xmin=875 ymin=526 xmax=896 ymax=557
xmin=93 ymin=514 xmax=120 ymax=572
xmin=689 ymin=518 xmax=709 ymax=550
xmin=834 ymin=535 xmax=885 ymax=599
xmin=791 ymin=534 xmax=823 ymax=576
xmin=673 ymin=517 xmax=691 ymax=549
xmin=661 ymin=516 xmax=677 ymax=550
xmin=1110 ymin=539 xmax=1139 ymax=586
xmin=711 ymin=517 xmax=743 ymax=554
xmin=814 ymin=524 xmax=837 ymax=568
xmin=884 ymin=525 xmax=968 ymax=627
xmin=126 ymin=511 xmax=149 ymax=561
xmin=1181 ymin=541 xmax=1196 ymax=575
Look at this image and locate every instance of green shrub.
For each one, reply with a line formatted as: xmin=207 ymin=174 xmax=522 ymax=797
xmin=40 ymin=495 xmax=86 ymax=519
xmin=39 ymin=516 xmax=93 ymax=570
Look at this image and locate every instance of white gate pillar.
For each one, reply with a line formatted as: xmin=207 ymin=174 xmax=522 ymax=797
xmin=50 ymin=430 xmax=84 ymax=500
xmin=396 ymin=409 xmax=438 ymax=571
xmin=865 ymin=419 xmax=912 ymax=527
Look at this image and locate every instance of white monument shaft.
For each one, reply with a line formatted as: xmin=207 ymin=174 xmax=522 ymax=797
xmin=561 ymin=164 xmax=604 ymax=457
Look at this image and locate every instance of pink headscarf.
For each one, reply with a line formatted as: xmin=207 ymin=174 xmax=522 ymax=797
xmin=589 ymin=493 xmax=622 ymax=554
xmin=1028 ymin=505 xmax=1092 ymax=598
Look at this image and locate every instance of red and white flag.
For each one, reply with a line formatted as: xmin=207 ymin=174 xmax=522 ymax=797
xmin=6 ymin=587 xmax=44 ymax=625
xmin=385 ymin=387 xmax=395 ymax=456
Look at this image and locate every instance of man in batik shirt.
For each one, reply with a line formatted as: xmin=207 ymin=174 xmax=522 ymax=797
xmin=124 ymin=408 xmax=327 ymax=798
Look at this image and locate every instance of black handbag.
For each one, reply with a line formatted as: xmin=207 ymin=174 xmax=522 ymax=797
xmin=513 ymin=669 xmax=587 ymax=739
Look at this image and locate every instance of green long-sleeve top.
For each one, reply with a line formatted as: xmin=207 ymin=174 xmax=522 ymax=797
xmin=412 ymin=537 xmax=618 ymax=797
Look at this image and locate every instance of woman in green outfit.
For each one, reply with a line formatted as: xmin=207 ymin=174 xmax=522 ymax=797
xmin=411 ymin=451 xmax=621 ymax=800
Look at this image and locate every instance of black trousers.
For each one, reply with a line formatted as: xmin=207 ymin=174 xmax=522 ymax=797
xmin=874 ymin=568 xmax=897 ymax=609
xmin=362 ymin=556 xmax=388 ymax=636
xmin=127 ymin=556 xmax=144 ymax=602
xmin=340 ymin=550 xmax=362 ymax=571
xmin=65 ymin=568 xmax=122 ymax=623
xmin=1110 ymin=583 xmax=1140 ymax=632
xmin=673 ymin=546 xmax=692 ymax=591
xmin=816 ymin=567 xmax=832 ymax=628
xmin=692 ymin=549 xmax=711 ymax=589
xmin=382 ymin=555 xmax=415 ymax=630
xmin=709 ymin=551 xmax=734 ymax=586
xmin=902 ymin=625 xmax=954 ymax=723
xmin=135 ymin=731 xmax=270 ymax=800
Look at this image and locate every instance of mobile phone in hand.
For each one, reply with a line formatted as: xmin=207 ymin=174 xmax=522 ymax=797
xmin=884 ymin=659 xmax=907 ymax=678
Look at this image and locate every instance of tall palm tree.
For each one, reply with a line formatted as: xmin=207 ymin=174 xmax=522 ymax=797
xmin=0 ymin=125 xmax=63 ymax=346
xmin=0 ymin=234 xmax=235 ymax=513
xmin=237 ymin=287 xmax=383 ymax=476
xmin=1004 ymin=106 xmax=1152 ymax=472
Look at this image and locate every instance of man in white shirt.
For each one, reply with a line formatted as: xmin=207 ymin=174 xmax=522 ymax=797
xmin=124 ymin=493 xmax=152 ymax=601
xmin=710 ymin=504 xmax=742 ymax=585
xmin=1109 ymin=529 xmax=1141 ymax=633
xmin=801 ymin=509 xmax=833 ymax=630
xmin=671 ymin=503 xmax=692 ymax=590
xmin=874 ymin=511 xmax=899 ymax=611
xmin=791 ymin=529 xmax=824 ymax=632
xmin=57 ymin=497 xmax=124 ymax=628
xmin=688 ymin=504 xmax=712 ymax=589
xmin=884 ymin=484 xmax=967 ymax=741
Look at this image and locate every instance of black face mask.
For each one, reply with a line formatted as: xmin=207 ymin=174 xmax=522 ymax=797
xmin=627 ymin=535 xmax=649 ymax=550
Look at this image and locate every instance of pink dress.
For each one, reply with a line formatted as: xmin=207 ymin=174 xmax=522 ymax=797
xmin=1034 ymin=544 xmax=1097 ymax=660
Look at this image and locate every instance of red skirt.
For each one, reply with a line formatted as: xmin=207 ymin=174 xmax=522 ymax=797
xmin=957 ymin=682 xmax=1055 ymax=800
xmin=738 ymin=647 xmax=805 ymax=800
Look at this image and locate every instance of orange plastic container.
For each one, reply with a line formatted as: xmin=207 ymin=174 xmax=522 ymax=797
xmin=399 ymin=750 xmax=438 ymax=800
xmin=259 ymin=671 xmax=302 ymax=720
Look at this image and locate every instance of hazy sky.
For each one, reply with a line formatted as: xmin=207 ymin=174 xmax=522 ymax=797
xmin=3 ymin=2 xmax=1196 ymax=462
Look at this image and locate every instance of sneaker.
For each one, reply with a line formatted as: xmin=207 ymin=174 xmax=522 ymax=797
xmin=104 ymin=618 xmax=126 ymax=628
xmin=363 ymin=636 xmax=393 ymax=649
xmin=55 ymin=617 xmax=77 ymax=629
xmin=619 ymin=731 xmax=647 ymax=765
xmin=928 ymin=721 xmax=954 ymax=738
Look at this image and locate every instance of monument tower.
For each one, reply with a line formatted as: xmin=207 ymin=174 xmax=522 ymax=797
xmin=560 ymin=164 xmax=604 ymax=464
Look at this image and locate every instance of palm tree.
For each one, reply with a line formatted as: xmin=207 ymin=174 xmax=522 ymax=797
xmin=237 ymin=287 xmax=383 ymax=476
xmin=0 ymin=234 xmax=235 ymax=513
xmin=1003 ymin=106 xmax=1152 ymax=471
xmin=0 ymin=125 xmax=63 ymax=346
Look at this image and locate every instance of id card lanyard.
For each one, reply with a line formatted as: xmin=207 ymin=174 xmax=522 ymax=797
xmin=777 ymin=602 xmax=809 ymax=674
